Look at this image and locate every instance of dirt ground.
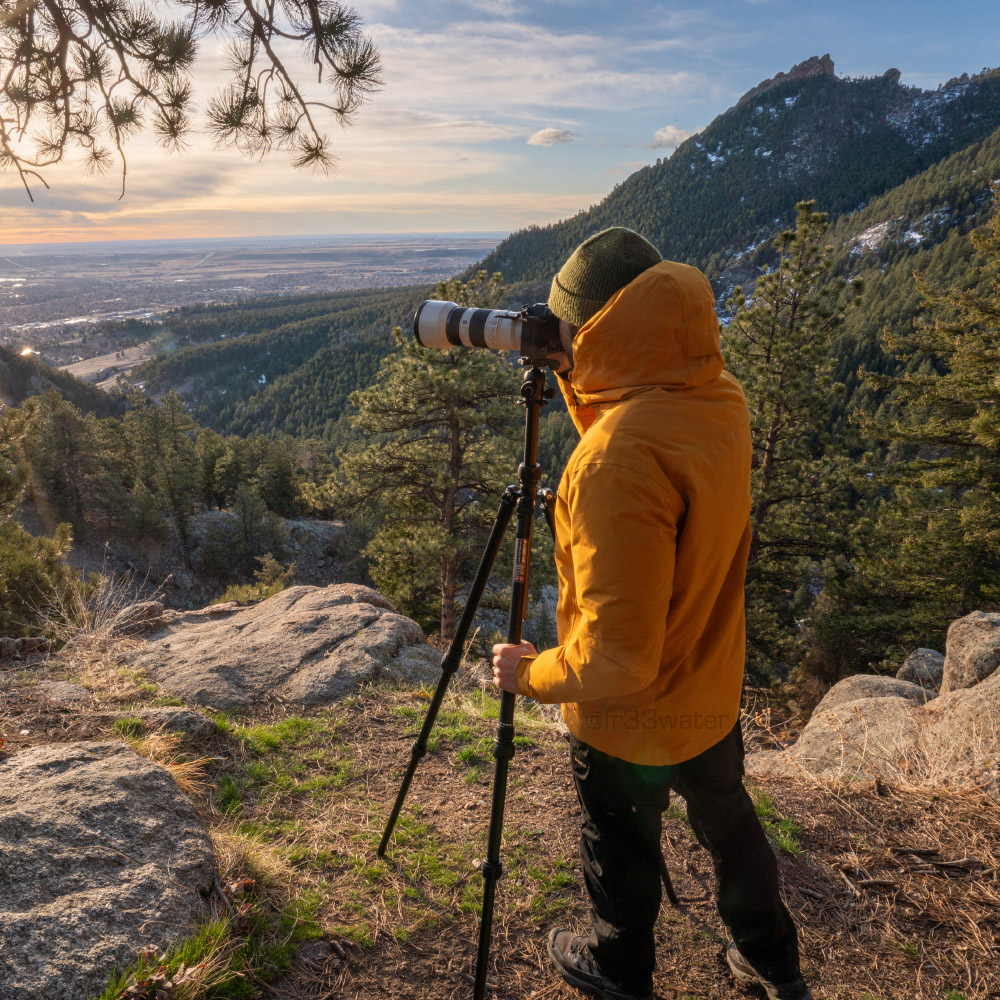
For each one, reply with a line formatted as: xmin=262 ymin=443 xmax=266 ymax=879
xmin=1 ymin=645 xmax=998 ymax=1000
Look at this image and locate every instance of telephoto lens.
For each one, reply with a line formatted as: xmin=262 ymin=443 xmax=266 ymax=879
xmin=413 ymin=300 xmax=562 ymax=363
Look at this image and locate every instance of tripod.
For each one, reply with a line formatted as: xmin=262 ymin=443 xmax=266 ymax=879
xmin=377 ymin=362 xmax=680 ymax=997
xmin=377 ymin=361 xmax=555 ymax=998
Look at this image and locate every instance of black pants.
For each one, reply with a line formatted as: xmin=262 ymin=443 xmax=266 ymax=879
xmin=569 ymin=724 xmax=800 ymax=994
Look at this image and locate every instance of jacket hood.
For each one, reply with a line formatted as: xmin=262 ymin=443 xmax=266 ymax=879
xmin=558 ymin=260 xmax=725 ymax=433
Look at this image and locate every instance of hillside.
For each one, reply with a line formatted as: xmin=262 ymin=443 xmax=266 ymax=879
xmin=132 ymin=286 xmax=427 ymax=441
xmin=475 ymin=58 xmax=1000 ymax=286
xmin=0 ymin=344 xmax=120 ymax=417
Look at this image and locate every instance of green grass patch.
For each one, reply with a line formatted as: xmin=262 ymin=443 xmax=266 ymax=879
xmin=219 ymin=774 xmax=251 ymax=815
xmin=748 ymin=785 xmax=805 ymax=856
xmin=91 ymin=895 xmax=321 ymax=1000
xmin=112 ymin=717 xmax=144 ymax=739
xmin=332 ymin=923 xmax=374 ymax=948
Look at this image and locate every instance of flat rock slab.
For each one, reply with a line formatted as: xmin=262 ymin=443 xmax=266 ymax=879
xmin=37 ymin=680 xmax=91 ymax=704
xmin=129 ymin=584 xmax=440 ymax=710
xmin=0 ymin=741 xmax=215 ymax=1000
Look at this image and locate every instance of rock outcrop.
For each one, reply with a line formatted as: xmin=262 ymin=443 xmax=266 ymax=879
xmin=737 ymin=54 xmax=836 ymax=108
xmin=941 ymin=611 xmax=1000 ymax=693
xmin=749 ymin=610 xmax=1000 ymax=795
xmin=109 ymin=599 xmax=168 ymax=637
xmin=0 ymin=636 xmax=52 ymax=662
xmin=812 ymin=673 xmax=934 ymax=715
xmin=127 ymin=583 xmax=440 ymax=710
xmin=896 ymin=647 xmax=944 ymax=691
xmin=0 ymin=741 xmax=216 ymax=1000
xmin=37 ymin=680 xmax=90 ymax=704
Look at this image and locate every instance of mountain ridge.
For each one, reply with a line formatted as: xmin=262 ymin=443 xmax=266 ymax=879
xmin=735 ymin=53 xmax=837 ymax=109
xmin=472 ymin=59 xmax=1000 ymax=288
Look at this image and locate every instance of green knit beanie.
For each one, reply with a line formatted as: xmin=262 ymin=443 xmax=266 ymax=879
xmin=548 ymin=227 xmax=662 ymax=328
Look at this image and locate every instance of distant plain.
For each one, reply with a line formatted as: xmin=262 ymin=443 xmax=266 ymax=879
xmin=0 ymin=233 xmax=504 ymax=341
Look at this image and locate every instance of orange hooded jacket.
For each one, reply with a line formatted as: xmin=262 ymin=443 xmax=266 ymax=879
xmin=516 ymin=259 xmax=752 ymax=766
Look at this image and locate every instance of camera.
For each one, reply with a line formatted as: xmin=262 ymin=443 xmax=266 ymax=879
xmin=413 ymin=300 xmax=563 ymax=364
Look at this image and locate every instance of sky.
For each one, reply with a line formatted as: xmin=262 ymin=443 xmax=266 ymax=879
xmin=1 ymin=0 xmax=999 ymax=245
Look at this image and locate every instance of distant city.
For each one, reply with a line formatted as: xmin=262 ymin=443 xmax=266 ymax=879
xmin=0 ymin=232 xmax=505 ymax=338
xmin=0 ymin=231 xmax=505 ymax=391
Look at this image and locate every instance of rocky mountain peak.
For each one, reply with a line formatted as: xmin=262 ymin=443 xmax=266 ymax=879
xmin=737 ymin=53 xmax=837 ymax=108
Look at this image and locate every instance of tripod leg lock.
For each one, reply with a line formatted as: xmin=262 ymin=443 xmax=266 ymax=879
xmin=410 ymin=740 xmax=428 ymax=760
xmin=480 ymin=858 xmax=504 ymax=881
xmin=492 ymin=722 xmax=515 ymax=764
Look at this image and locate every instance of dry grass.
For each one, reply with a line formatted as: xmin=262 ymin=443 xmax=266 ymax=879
xmin=41 ymin=559 xmax=162 ymax=644
xmin=123 ymin=726 xmax=217 ymax=797
xmin=212 ymin=828 xmax=296 ymax=893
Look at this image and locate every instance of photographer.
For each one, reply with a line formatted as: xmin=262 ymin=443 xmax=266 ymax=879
xmin=492 ymin=228 xmax=810 ymax=1000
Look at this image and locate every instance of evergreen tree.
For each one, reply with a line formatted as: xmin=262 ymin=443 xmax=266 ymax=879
xmin=156 ymin=392 xmax=200 ymax=540
xmin=852 ymin=184 xmax=1000 ymax=656
xmin=0 ymin=409 xmax=29 ymax=520
xmin=202 ymin=484 xmax=288 ymax=581
xmin=334 ymin=274 xmax=519 ymax=639
xmin=724 ymin=201 xmax=860 ymax=678
xmin=0 ymin=406 xmax=81 ymax=637
xmin=255 ymin=440 xmax=299 ymax=516
xmin=195 ymin=428 xmax=228 ymax=510
xmin=21 ymin=391 xmax=98 ymax=532
xmin=124 ymin=391 xmax=199 ymax=540
xmin=0 ymin=0 xmax=381 ymax=198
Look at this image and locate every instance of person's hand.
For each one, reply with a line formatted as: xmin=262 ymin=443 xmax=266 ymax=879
xmin=491 ymin=640 xmax=537 ymax=694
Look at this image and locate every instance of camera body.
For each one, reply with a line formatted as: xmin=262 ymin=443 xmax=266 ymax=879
xmin=413 ymin=300 xmax=562 ymax=365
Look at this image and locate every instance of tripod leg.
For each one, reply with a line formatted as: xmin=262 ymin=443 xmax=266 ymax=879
xmin=475 ymin=688 xmax=516 ymax=997
xmin=474 ymin=366 xmax=548 ymax=999
xmin=659 ymin=851 xmax=680 ymax=908
xmin=538 ymin=487 xmax=557 ymax=543
xmin=377 ymin=486 xmax=518 ymax=858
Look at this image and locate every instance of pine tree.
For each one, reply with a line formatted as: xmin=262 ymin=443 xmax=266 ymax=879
xmin=856 ymin=184 xmax=1000 ymax=652
xmin=124 ymin=391 xmax=199 ymax=541
xmin=724 ymin=201 xmax=860 ymax=678
xmin=0 ymin=405 xmax=81 ymax=637
xmin=255 ymin=440 xmax=299 ymax=516
xmin=334 ymin=274 xmax=519 ymax=639
xmin=195 ymin=428 xmax=228 ymax=510
xmin=0 ymin=1 xmax=381 ymax=198
xmin=20 ymin=391 xmax=98 ymax=532
xmin=201 ymin=483 xmax=287 ymax=581
xmin=157 ymin=392 xmax=200 ymax=540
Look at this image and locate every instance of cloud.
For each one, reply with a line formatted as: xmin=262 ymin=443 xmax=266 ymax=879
xmin=527 ymin=127 xmax=579 ymax=146
xmin=461 ymin=0 xmax=522 ymax=13
xmin=370 ymin=22 xmax=708 ymax=113
xmin=646 ymin=125 xmax=693 ymax=149
xmin=0 ymin=187 xmax=607 ymax=244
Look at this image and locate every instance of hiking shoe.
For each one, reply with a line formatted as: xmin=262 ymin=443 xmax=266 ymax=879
xmin=726 ymin=941 xmax=813 ymax=1000
xmin=547 ymin=928 xmax=653 ymax=1000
